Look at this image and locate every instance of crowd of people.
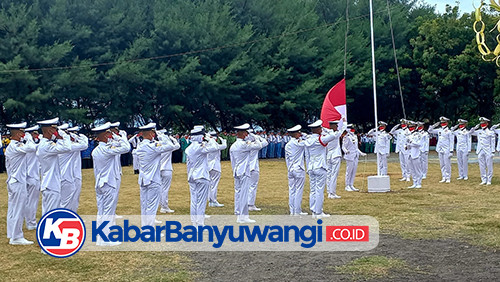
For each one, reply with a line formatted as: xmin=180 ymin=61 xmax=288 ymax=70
xmin=3 ymin=116 xmax=500 ymax=246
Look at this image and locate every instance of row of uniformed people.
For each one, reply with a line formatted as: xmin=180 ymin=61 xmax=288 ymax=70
xmin=4 ymin=118 xmax=89 ymax=245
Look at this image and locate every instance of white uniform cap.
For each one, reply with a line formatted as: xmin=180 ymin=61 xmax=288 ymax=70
xmin=346 ymin=123 xmax=354 ymax=128
xmin=91 ymin=122 xmax=111 ymax=132
xmin=234 ymin=123 xmax=250 ymax=130
xmin=37 ymin=117 xmax=59 ymax=127
xmin=479 ymin=117 xmax=490 ymax=122
xmin=139 ymin=122 xmax=156 ymax=131
xmin=307 ymin=120 xmax=322 ymax=128
xmin=6 ymin=122 xmax=27 ymax=129
xmin=417 ymin=121 xmax=425 ymax=126
xmin=287 ymin=125 xmax=302 ymax=132
xmin=190 ymin=127 xmax=204 ymax=135
xmin=157 ymin=129 xmax=167 ymax=134
xmin=208 ymin=130 xmax=217 ymax=136
xmin=193 ymin=125 xmax=204 ymax=130
xmin=68 ymin=126 xmax=80 ymax=132
xmin=25 ymin=125 xmax=39 ymax=132
xmin=439 ymin=116 xmax=450 ymax=122
xmin=399 ymin=118 xmax=407 ymax=124
xmin=457 ymin=119 xmax=468 ymax=124
xmin=110 ymin=122 xmax=120 ymax=128
xmin=58 ymin=123 xmax=69 ymax=130
xmin=378 ymin=121 xmax=387 ymax=126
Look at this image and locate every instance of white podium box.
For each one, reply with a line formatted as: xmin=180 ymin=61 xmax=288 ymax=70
xmin=367 ymin=175 xmax=390 ymax=192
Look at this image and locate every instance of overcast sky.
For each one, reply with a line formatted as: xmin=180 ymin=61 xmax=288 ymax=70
xmin=423 ymin=0 xmax=475 ymax=14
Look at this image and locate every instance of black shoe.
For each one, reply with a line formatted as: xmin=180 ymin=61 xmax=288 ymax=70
xmin=134 ymin=170 xmax=139 ymax=174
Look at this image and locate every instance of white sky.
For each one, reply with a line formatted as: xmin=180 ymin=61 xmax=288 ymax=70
xmin=423 ymin=0 xmax=475 ymax=14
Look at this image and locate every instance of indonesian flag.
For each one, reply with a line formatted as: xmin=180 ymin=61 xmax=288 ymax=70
xmin=321 ymin=78 xmax=347 ymax=128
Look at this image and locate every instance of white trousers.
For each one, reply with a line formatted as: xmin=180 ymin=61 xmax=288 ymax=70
xmin=25 ymin=181 xmax=40 ymax=229
xmin=248 ymin=170 xmax=260 ymax=206
xmin=309 ymin=168 xmax=327 ymax=215
xmin=234 ymin=175 xmax=250 ymax=217
xmin=209 ymin=170 xmax=221 ymax=203
xmin=42 ymin=189 xmax=61 ymax=216
xmin=95 ymin=183 xmax=117 ymax=242
xmin=399 ymin=152 xmax=410 ymax=178
xmin=457 ymin=150 xmax=469 ymax=178
xmin=438 ymin=151 xmax=452 ymax=180
xmin=377 ymin=153 xmax=388 ymax=176
xmin=478 ymin=151 xmax=493 ymax=183
xmin=409 ymin=157 xmax=422 ymax=186
xmin=288 ymin=170 xmax=306 ymax=214
xmin=326 ymin=157 xmax=341 ymax=194
xmin=188 ymin=178 xmax=210 ymax=226
xmin=420 ymin=151 xmax=429 ymax=177
xmin=7 ymin=182 xmax=27 ymax=239
xmin=345 ymin=158 xmax=359 ymax=187
xmin=140 ymin=182 xmax=160 ymax=227
xmin=132 ymin=151 xmax=139 ymax=170
xmin=112 ymin=177 xmax=121 ymax=214
xmin=160 ymin=170 xmax=172 ymax=209
xmin=60 ymin=180 xmax=76 ymax=211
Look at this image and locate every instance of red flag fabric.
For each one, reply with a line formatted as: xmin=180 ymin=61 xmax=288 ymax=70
xmin=321 ymin=79 xmax=347 ymax=128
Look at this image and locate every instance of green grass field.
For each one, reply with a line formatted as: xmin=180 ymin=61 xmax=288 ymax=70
xmin=1 ymin=155 xmax=499 ymax=281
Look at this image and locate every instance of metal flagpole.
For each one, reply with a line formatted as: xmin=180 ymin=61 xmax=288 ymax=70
xmin=369 ymin=0 xmax=380 ymax=176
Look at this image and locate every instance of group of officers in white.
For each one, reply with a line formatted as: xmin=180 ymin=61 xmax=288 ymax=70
xmin=4 ymin=115 xmax=500 ymax=245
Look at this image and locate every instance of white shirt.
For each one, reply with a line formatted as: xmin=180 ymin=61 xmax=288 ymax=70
xmin=92 ymin=137 xmax=131 ymax=189
xmin=453 ymin=128 xmax=472 ymax=152
xmin=304 ymin=131 xmax=336 ymax=171
xmin=248 ymin=134 xmax=269 ymax=172
xmin=407 ymin=131 xmax=422 ymax=159
xmin=230 ymin=137 xmax=266 ymax=178
xmin=419 ymin=130 xmax=430 ymax=152
xmin=137 ymin=137 xmax=178 ymax=186
xmin=59 ymin=133 xmax=88 ymax=182
xmin=26 ymin=136 xmax=40 ymax=185
xmin=368 ymin=128 xmax=391 ymax=154
xmin=110 ymin=130 xmax=129 ymax=177
xmin=326 ymin=124 xmax=347 ymax=159
xmin=185 ymin=137 xmax=219 ymax=181
xmin=472 ymin=128 xmax=496 ymax=154
xmin=428 ymin=125 xmax=454 ymax=153
xmin=207 ymin=137 xmax=227 ymax=172
xmin=6 ymin=138 xmax=36 ymax=185
xmin=342 ymin=132 xmax=363 ymax=161
xmin=36 ymin=134 xmax=72 ymax=192
xmin=390 ymin=126 xmax=410 ymax=154
xmin=159 ymin=134 xmax=180 ymax=172
xmin=285 ymin=137 xmax=305 ymax=172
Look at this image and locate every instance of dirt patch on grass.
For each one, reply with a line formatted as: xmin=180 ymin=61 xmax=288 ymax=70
xmin=188 ymin=234 xmax=500 ymax=281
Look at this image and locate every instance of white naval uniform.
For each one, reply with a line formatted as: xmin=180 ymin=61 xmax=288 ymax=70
xmin=37 ymin=134 xmax=72 ymax=215
xmin=472 ymin=127 xmax=496 ymax=184
xmin=92 ymin=137 xmax=130 ymax=241
xmin=326 ymin=124 xmax=347 ymax=195
xmin=368 ymin=128 xmax=391 ymax=175
xmin=407 ymin=131 xmax=423 ymax=187
xmin=110 ymin=131 xmax=130 ymax=213
xmin=428 ymin=126 xmax=454 ymax=181
xmin=342 ymin=132 xmax=364 ymax=188
xmin=285 ymin=136 xmax=306 ymax=215
xmin=129 ymin=135 xmax=140 ymax=170
xmin=159 ymin=134 xmax=180 ymax=210
xmin=25 ymin=136 xmax=40 ymax=229
xmin=70 ymin=133 xmax=88 ymax=212
xmin=419 ymin=130 xmax=430 ymax=178
xmin=453 ymin=128 xmax=472 ymax=179
xmin=185 ymin=137 xmax=219 ymax=226
xmin=230 ymin=137 xmax=266 ymax=221
xmin=59 ymin=133 xmax=88 ymax=211
xmin=248 ymin=134 xmax=269 ymax=207
xmin=390 ymin=126 xmax=411 ymax=179
xmin=207 ymin=137 xmax=227 ymax=204
xmin=137 ymin=137 xmax=177 ymax=227
xmin=6 ymin=139 xmax=36 ymax=240
xmin=304 ymin=131 xmax=336 ymax=215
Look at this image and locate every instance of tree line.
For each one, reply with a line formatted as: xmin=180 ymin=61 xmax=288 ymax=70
xmin=0 ymin=0 xmax=498 ymax=131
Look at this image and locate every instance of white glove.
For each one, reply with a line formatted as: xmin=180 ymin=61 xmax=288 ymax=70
xmin=360 ymin=152 xmax=367 ymax=157
xmin=58 ymin=129 xmax=68 ymax=137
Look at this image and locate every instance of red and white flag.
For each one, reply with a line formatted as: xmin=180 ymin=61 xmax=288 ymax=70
xmin=321 ymin=78 xmax=347 ymax=128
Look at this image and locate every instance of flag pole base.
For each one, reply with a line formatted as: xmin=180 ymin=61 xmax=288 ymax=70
xmin=367 ymin=175 xmax=391 ymax=192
